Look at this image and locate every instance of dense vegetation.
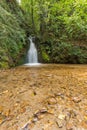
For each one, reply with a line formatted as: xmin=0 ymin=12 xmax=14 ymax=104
xmin=22 ymin=0 xmax=87 ymax=63
xmin=0 ymin=0 xmax=87 ymax=68
xmin=0 ymin=0 xmax=29 ymax=68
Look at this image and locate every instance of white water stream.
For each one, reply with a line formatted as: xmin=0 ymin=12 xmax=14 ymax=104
xmin=25 ymin=36 xmax=40 ymax=66
xmin=28 ymin=37 xmax=38 ymax=63
xmin=16 ymin=0 xmax=21 ymax=4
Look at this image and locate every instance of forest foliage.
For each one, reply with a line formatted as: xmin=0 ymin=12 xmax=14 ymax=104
xmin=22 ymin=0 xmax=87 ymax=40
xmin=0 ymin=0 xmax=87 ymax=68
xmin=21 ymin=0 xmax=87 ymax=63
xmin=0 ymin=0 xmax=29 ymax=68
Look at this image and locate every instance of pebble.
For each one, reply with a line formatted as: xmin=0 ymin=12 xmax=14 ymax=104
xmin=48 ymin=98 xmax=57 ymax=105
xmin=72 ymin=97 xmax=82 ymax=103
xmin=56 ymin=119 xmax=63 ymax=128
xmin=66 ymin=122 xmax=74 ymax=130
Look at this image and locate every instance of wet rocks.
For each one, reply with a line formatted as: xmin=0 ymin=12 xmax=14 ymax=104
xmin=56 ymin=114 xmax=66 ymax=128
xmin=56 ymin=119 xmax=64 ymax=128
xmin=58 ymin=114 xmax=66 ymax=120
xmin=32 ymin=117 xmax=38 ymax=123
xmin=20 ymin=122 xmax=30 ymax=130
xmin=32 ymin=108 xmax=48 ymax=122
xmin=66 ymin=122 xmax=74 ymax=130
xmin=48 ymin=98 xmax=57 ymax=105
xmin=72 ymin=96 xmax=82 ymax=103
xmin=34 ymin=108 xmax=48 ymax=118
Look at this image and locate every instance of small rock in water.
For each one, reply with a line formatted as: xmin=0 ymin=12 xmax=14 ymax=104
xmin=48 ymin=98 xmax=57 ymax=105
xmin=48 ymin=109 xmax=55 ymax=114
xmin=34 ymin=108 xmax=47 ymax=117
xmin=56 ymin=119 xmax=63 ymax=128
xmin=56 ymin=114 xmax=66 ymax=128
xmin=66 ymin=123 xmax=74 ymax=130
xmin=33 ymin=108 xmax=48 ymax=122
xmin=72 ymin=96 xmax=82 ymax=103
xmin=32 ymin=117 xmax=38 ymax=123
xmin=40 ymin=108 xmax=48 ymax=113
xmin=58 ymin=114 xmax=66 ymax=120
xmin=20 ymin=123 xmax=30 ymax=130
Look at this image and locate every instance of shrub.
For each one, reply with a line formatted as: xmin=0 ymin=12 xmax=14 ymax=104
xmin=52 ymin=42 xmax=87 ymax=63
xmin=0 ymin=0 xmax=26 ymax=68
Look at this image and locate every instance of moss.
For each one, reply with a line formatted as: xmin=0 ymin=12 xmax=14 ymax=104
xmin=41 ymin=46 xmax=50 ymax=62
xmin=0 ymin=62 xmax=9 ymax=68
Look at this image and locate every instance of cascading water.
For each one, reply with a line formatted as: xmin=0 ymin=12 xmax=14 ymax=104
xmin=16 ymin=0 xmax=21 ymax=4
xmin=27 ymin=36 xmax=38 ymax=64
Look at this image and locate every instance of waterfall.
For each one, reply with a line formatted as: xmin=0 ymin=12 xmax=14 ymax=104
xmin=16 ymin=0 xmax=21 ymax=4
xmin=27 ymin=36 xmax=38 ymax=64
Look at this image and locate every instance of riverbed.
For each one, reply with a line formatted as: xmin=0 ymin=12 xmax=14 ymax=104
xmin=0 ymin=64 xmax=87 ymax=130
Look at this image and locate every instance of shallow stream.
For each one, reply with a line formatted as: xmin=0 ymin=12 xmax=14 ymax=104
xmin=0 ymin=64 xmax=87 ymax=130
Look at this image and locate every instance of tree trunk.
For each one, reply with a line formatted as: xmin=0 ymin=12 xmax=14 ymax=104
xmin=31 ymin=0 xmax=36 ymax=34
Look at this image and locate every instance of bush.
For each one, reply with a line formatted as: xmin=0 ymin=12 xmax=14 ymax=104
xmin=40 ymin=45 xmax=50 ymax=62
xmin=0 ymin=0 xmax=27 ymax=68
xmin=52 ymin=42 xmax=87 ymax=63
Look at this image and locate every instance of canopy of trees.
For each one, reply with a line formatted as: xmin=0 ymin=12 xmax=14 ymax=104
xmin=22 ymin=0 xmax=87 ymax=40
xmin=21 ymin=0 xmax=87 ymax=63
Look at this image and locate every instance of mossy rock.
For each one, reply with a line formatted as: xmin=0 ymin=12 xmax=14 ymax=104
xmin=0 ymin=62 xmax=9 ymax=68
